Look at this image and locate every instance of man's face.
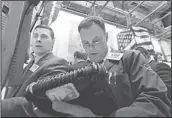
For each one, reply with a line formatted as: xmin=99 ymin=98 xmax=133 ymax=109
xmin=31 ymin=28 xmax=54 ymax=55
xmin=79 ymin=23 xmax=108 ymax=63
xmin=157 ymin=54 xmax=163 ymax=62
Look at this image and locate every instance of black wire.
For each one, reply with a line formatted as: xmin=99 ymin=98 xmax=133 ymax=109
xmin=31 ymin=63 xmax=107 ymax=93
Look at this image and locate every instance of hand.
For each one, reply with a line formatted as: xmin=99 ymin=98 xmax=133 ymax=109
xmin=52 ymin=100 xmax=102 ymax=117
xmin=26 ymin=82 xmax=37 ymax=93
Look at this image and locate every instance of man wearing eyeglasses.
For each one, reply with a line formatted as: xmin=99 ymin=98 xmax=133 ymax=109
xmin=51 ymin=16 xmax=171 ymax=117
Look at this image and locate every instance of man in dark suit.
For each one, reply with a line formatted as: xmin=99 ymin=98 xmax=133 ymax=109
xmin=50 ymin=16 xmax=170 ymax=117
xmin=1 ymin=25 xmax=69 ymax=117
xmin=70 ymin=51 xmax=89 ymax=70
xmin=134 ymin=47 xmax=157 ymax=69
xmin=135 ymin=46 xmax=171 ymax=100
xmin=153 ymin=62 xmax=171 ymax=100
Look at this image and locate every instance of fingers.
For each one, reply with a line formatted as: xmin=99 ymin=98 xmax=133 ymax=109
xmin=26 ymin=82 xmax=36 ymax=93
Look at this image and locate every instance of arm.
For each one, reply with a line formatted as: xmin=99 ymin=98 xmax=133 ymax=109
xmin=38 ymin=58 xmax=69 ymax=79
xmin=154 ymin=63 xmax=171 ymax=87
xmin=154 ymin=63 xmax=171 ymax=100
xmin=31 ymin=51 xmax=170 ymax=117
xmin=57 ymin=58 xmax=68 ymax=66
xmin=110 ymin=50 xmax=171 ymax=117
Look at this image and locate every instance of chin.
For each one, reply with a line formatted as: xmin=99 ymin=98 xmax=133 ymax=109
xmin=35 ymin=51 xmax=45 ymax=56
xmin=90 ymin=58 xmax=101 ymax=63
xmin=88 ymin=54 xmax=101 ymax=62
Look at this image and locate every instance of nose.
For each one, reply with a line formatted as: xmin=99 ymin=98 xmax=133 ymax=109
xmin=36 ymin=37 xmax=41 ymax=43
xmin=87 ymin=45 xmax=95 ymax=53
xmin=89 ymin=43 xmax=95 ymax=50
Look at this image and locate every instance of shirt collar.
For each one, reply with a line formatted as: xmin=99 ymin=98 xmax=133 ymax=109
xmin=149 ymin=56 xmax=154 ymax=63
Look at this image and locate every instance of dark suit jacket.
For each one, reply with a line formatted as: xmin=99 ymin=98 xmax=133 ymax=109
xmin=151 ymin=62 xmax=171 ymax=100
xmin=2 ymin=52 xmax=70 ymax=117
xmin=149 ymin=60 xmax=171 ymax=84
xmin=153 ymin=62 xmax=171 ymax=84
xmin=101 ymin=50 xmax=170 ymax=117
xmin=149 ymin=60 xmax=171 ymax=100
xmin=2 ymin=51 xmax=170 ymax=117
xmin=6 ymin=52 xmax=68 ymax=98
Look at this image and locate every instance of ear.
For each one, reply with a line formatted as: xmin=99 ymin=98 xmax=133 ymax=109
xmin=52 ymin=39 xmax=55 ymax=44
xmin=51 ymin=39 xmax=55 ymax=50
xmin=105 ymin=32 xmax=108 ymax=42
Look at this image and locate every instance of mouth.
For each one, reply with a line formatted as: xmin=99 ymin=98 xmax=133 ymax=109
xmin=90 ymin=53 xmax=97 ymax=56
xmin=35 ymin=45 xmax=42 ymax=47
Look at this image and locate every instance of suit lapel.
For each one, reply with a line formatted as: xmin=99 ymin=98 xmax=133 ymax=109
xmin=12 ymin=52 xmax=54 ymax=97
xmin=8 ymin=59 xmax=34 ymax=98
xmin=21 ymin=52 xmax=53 ymax=85
xmin=103 ymin=59 xmax=114 ymax=71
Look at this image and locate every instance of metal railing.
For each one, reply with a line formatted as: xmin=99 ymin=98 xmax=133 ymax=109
xmin=135 ymin=1 xmax=167 ymax=26
xmin=129 ymin=1 xmax=144 ymax=14
xmin=60 ymin=4 xmax=127 ymax=28
xmin=96 ymin=1 xmax=109 ymax=16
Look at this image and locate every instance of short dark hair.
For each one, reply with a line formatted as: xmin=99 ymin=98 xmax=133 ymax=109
xmin=135 ymin=47 xmax=150 ymax=57
xmin=34 ymin=25 xmax=55 ymax=40
xmin=78 ymin=16 xmax=106 ymax=33
xmin=74 ymin=51 xmax=87 ymax=60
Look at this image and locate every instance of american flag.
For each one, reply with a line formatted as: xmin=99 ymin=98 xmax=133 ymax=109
xmin=117 ymin=26 xmax=154 ymax=54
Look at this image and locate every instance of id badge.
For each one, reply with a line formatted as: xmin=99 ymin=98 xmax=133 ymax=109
xmin=29 ymin=64 xmax=39 ymax=72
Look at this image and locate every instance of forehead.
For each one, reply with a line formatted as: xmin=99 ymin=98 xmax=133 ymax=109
xmin=80 ymin=23 xmax=105 ymax=41
xmin=33 ymin=27 xmax=51 ymax=36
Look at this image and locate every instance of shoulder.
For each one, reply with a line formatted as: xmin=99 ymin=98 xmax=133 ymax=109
xmin=161 ymin=62 xmax=171 ymax=68
xmin=154 ymin=62 xmax=171 ymax=80
xmin=55 ymin=56 xmax=67 ymax=62
xmin=111 ymin=49 xmax=141 ymax=56
xmin=51 ymin=55 xmax=68 ymax=65
xmin=109 ymin=50 xmax=142 ymax=61
xmin=121 ymin=50 xmax=147 ymax=64
xmin=109 ymin=50 xmax=148 ymax=72
xmin=38 ymin=55 xmax=69 ymax=77
xmin=123 ymin=50 xmax=141 ymax=57
xmin=42 ymin=54 xmax=68 ymax=67
xmin=155 ymin=62 xmax=171 ymax=70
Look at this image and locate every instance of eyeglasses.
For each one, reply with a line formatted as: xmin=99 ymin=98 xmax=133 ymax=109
xmin=82 ymin=40 xmax=102 ymax=48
